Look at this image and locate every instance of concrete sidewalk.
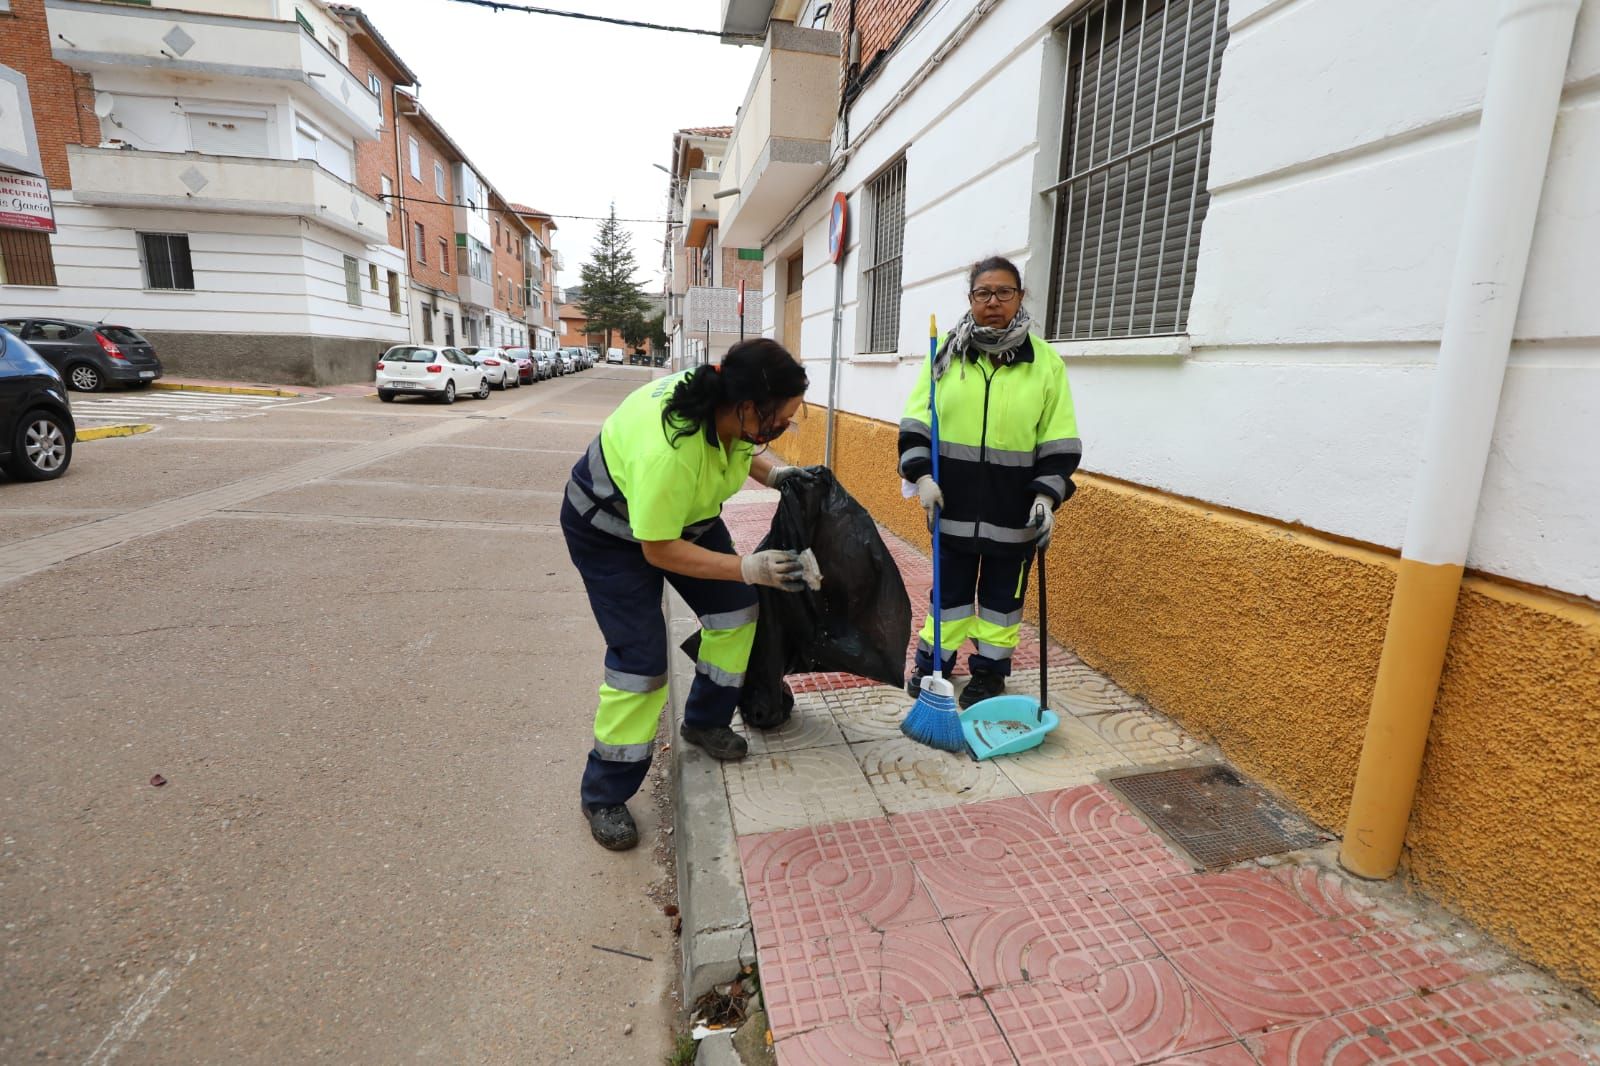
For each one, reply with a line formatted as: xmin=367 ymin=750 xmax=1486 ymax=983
xmin=675 ymin=493 xmax=1600 ymax=1065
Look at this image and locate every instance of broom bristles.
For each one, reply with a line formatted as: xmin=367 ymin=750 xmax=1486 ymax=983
xmin=900 ymin=675 xmax=968 ymax=753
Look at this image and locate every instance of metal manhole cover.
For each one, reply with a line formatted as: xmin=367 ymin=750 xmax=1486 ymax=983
xmin=1108 ymin=764 xmax=1328 ymax=869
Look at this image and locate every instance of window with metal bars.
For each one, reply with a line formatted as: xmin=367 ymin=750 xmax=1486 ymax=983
xmin=1046 ymin=0 xmax=1228 ymax=340
xmin=862 ymin=158 xmax=906 ymax=353
xmin=344 ymin=255 xmax=361 ymax=306
xmin=139 ymin=233 xmax=194 ymax=290
xmin=0 ymin=230 xmax=58 ymax=286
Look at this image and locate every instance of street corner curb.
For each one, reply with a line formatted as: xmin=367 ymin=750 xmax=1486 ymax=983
xmin=75 ymin=423 xmax=154 ymax=441
xmin=667 ymin=592 xmax=755 ymax=1005
xmin=151 ymin=382 xmax=300 ymax=398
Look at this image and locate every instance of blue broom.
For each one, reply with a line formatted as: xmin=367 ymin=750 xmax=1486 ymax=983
xmin=901 ymin=314 xmax=966 ymax=753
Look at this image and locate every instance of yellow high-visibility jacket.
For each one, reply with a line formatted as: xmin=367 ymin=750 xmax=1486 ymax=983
xmin=898 ymin=333 xmax=1081 ymax=557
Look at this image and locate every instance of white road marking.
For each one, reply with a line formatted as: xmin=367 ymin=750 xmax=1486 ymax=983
xmin=71 ymin=392 xmax=313 ymax=424
xmin=83 ymin=951 xmax=195 ymax=1066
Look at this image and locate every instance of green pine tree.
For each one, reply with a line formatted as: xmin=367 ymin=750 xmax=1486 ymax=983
xmin=576 ymin=206 xmax=651 ymax=346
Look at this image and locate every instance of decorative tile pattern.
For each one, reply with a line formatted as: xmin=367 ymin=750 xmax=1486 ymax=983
xmin=1049 ymin=668 xmax=1148 ymax=716
xmin=734 ymin=700 xmax=848 ymax=754
xmin=724 ymin=746 xmax=882 ymax=835
xmin=987 ymin=959 xmax=1235 ymax=1064
xmin=757 ymin=933 xmax=852 ymax=1035
xmin=775 ymin=1017 xmax=897 ymax=1064
xmin=1248 ymin=996 xmax=1495 ymax=1064
xmin=947 ymin=892 xmax=1161 ymax=991
xmin=854 ymin=736 xmax=1021 ymax=814
xmin=887 ymin=996 xmax=1017 ymax=1065
xmin=1117 ymin=871 xmax=1411 ymax=1034
xmin=1033 ymin=784 xmax=1194 ymax=890
xmin=833 ymin=922 xmax=978 ymax=1021
xmin=741 ymin=829 xmax=937 ymax=942
xmin=822 ymin=685 xmax=916 ymax=743
xmin=1084 ymin=705 xmax=1209 ymax=764
xmin=1428 ymin=979 xmax=1599 ymax=1064
xmin=993 ymin=715 xmax=1134 ymax=794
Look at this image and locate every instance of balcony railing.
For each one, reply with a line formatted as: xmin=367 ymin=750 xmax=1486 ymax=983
xmin=67 ymin=145 xmax=387 ymax=242
xmin=45 ymin=0 xmax=381 ymax=138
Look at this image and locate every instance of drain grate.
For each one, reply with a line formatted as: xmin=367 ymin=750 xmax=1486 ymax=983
xmin=1109 ymin=764 xmax=1328 ymax=869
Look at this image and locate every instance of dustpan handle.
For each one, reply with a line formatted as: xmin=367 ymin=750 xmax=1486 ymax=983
xmin=1037 ymin=545 xmax=1047 ymax=721
xmin=928 ymin=317 xmax=942 ymax=677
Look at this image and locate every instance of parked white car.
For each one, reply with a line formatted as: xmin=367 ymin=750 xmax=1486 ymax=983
xmin=375 ymin=346 xmax=489 ymax=404
xmin=459 ymin=346 xmax=517 ymax=389
xmin=552 ymin=349 xmax=576 ymax=375
xmin=606 ymin=347 xmax=625 ymax=365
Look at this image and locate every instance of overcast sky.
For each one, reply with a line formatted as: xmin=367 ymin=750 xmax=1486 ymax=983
xmin=353 ymin=0 xmax=759 ymax=293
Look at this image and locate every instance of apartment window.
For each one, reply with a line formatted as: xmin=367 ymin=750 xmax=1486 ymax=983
xmin=343 ymin=255 xmax=361 ymax=306
xmin=862 ymin=159 xmax=906 ymax=353
xmin=408 ymin=136 xmax=421 ymax=180
xmin=421 ymin=301 xmax=434 ymax=342
xmin=381 ymin=175 xmax=393 ymax=215
xmin=0 ymin=230 xmax=58 ymax=286
xmin=1046 ymin=0 xmax=1228 ymax=339
xmin=368 ymin=263 xmax=379 ymax=292
xmin=438 ymin=237 xmax=449 ymax=272
xmin=387 ymin=270 xmax=401 ymax=313
xmin=139 ymin=233 xmax=194 ymax=290
xmin=434 ymin=161 xmax=445 ymax=198
xmin=367 ymin=72 xmax=381 ymax=96
xmin=414 ymin=222 xmax=426 ymax=262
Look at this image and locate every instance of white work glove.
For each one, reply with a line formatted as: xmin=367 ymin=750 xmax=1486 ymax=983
xmin=1028 ymin=494 xmax=1055 ymax=550
xmin=741 ymin=549 xmax=807 ymax=592
xmin=764 ymin=465 xmax=813 ymax=489
xmin=915 ymin=475 xmax=944 ymax=532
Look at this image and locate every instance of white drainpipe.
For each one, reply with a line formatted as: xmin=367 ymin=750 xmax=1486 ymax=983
xmin=1340 ymin=0 xmax=1584 ymax=879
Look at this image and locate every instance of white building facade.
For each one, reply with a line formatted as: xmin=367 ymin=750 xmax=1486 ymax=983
xmin=14 ymin=0 xmax=412 ymax=383
xmin=719 ymin=0 xmax=1600 ymax=993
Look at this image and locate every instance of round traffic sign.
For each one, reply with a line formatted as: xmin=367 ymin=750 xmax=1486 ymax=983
xmin=827 ymin=191 xmax=848 ymax=264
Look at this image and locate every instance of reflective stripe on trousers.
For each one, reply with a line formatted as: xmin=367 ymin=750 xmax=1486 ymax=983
xmin=914 ymin=549 xmax=1032 ymax=679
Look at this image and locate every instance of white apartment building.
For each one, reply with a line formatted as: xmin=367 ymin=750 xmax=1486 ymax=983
xmin=13 ymin=0 xmax=411 ymax=383
xmin=717 ymin=0 xmax=1600 ymax=993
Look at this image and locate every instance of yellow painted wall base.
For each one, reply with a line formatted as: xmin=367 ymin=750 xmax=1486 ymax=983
xmin=778 ymin=404 xmax=1600 ymax=995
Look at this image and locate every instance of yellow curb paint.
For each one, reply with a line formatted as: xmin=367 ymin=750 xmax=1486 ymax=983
xmin=150 ymin=382 xmax=299 ymax=398
xmin=76 ymin=423 xmax=154 ymax=441
xmin=1341 ymin=557 xmax=1466 ymax=879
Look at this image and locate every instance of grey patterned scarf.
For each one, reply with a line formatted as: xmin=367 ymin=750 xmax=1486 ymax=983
xmin=932 ymin=306 xmax=1034 ymax=380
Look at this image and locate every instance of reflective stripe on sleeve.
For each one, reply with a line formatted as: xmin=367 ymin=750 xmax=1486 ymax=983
xmin=1037 ymin=437 xmax=1083 ymax=459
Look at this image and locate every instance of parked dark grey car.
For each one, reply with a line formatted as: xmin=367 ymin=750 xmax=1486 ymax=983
xmin=0 ymin=316 xmax=163 ymax=392
xmin=0 ymin=326 xmax=74 ymax=481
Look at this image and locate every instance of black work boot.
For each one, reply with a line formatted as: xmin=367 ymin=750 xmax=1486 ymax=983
xmin=679 ymin=724 xmax=749 ymax=760
xmin=959 ymin=671 xmax=1007 ymax=709
xmin=584 ymin=804 xmax=639 ymax=851
xmin=905 ymin=669 xmax=929 ymax=698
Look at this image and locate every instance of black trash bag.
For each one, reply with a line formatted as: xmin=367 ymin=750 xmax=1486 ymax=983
xmin=681 ymin=468 xmax=911 ymax=730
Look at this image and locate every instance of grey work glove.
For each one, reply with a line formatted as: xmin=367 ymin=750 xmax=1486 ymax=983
xmin=915 ymin=475 xmax=944 ymax=532
xmin=1028 ymin=494 xmax=1055 ymax=550
xmin=741 ymin=549 xmax=807 ymax=592
xmin=765 ymin=465 xmax=814 ymax=489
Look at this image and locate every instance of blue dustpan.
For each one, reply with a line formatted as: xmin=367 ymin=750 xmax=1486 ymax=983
xmin=959 ymin=545 xmax=1058 ymax=760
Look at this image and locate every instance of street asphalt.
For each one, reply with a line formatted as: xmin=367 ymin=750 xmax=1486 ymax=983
xmin=0 ymin=368 xmax=677 ymax=1063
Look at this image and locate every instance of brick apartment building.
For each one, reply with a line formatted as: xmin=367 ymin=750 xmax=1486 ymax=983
xmin=511 ymin=205 xmax=560 ymax=351
xmin=487 ymin=196 xmax=530 ymax=348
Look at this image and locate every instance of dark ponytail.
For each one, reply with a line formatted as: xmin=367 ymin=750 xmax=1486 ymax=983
xmin=662 ymin=338 xmax=808 ymax=445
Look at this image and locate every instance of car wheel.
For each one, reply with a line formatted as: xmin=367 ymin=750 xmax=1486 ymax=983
xmin=440 ymin=381 xmax=456 ymax=405
xmin=475 ymin=377 xmax=491 ymax=400
xmin=5 ymin=408 xmax=73 ymax=481
xmin=67 ymin=364 xmax=104 ymax=392
xmin=378 ymin=390 xmax=396 ymax=403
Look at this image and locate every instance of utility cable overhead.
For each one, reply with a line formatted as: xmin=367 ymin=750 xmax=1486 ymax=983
xmin=431 ymin=0 xmax=760 ymax=40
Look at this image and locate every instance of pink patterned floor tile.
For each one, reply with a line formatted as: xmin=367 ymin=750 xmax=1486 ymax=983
xmin=1031 ymin=784 xmax=1192 ymax=890
xmin=740 ymin=816 xmax=910 ymax=872
xmin=757 ymin=932 xmax=856 ymax=1035
xmin=987 ymin=959 xmax=1236 ymax=1064
xmin=1113 ymin=869 xmax=1367 ymax=954
xmin=828 ymin=922 xmax=980 ymax=1021
xmin=1356 ymin=925 xmax=1501 ymax=996
xmin=1247 ymin=997 xmax=1495 ymax=1065
xmin=1427 ymin=980 xmax=1598 ymax=1064
xmin=890 ymin=794 xmax=1065 ymax=865
xmin=946 ymin=892 xmax=1162 ymax=991
xmin=888 ymin=996 xmax=1018 ymax=1065
xmin=1153 ymin=1045 xmax=1260 ymax=1065
xmin=774 ymin=1016 xmax=897 ymax=1064
xmin=748 ymin=861 xmax=940 ymax=944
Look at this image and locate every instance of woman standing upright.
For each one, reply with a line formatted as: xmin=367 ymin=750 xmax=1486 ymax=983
xmin=897 ymin=256 xmax=1082 ymax=707
xmin=563 ymin=339 xmax=814 ymax=850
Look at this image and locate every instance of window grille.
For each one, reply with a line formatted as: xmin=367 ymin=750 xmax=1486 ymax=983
xmin=862 ymin=159 xmax=906 ymax=353
xmin=1046 ymin=0 xmax=1228 ymax=340
xmin=344 ymin=255 xmax=361 ymax=306
xmin=0 ymin=230 xmax=57 ymax=286
xmin=140 ymin=233 xmax=194 ymax=290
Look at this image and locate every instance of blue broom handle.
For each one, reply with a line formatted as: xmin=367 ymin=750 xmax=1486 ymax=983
xmin=928 ymin=325 xmax=941 ymax=675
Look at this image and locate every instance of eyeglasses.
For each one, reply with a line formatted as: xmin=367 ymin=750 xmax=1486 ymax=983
xmin=969 ymin=287 xmax=1020 ymax=303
